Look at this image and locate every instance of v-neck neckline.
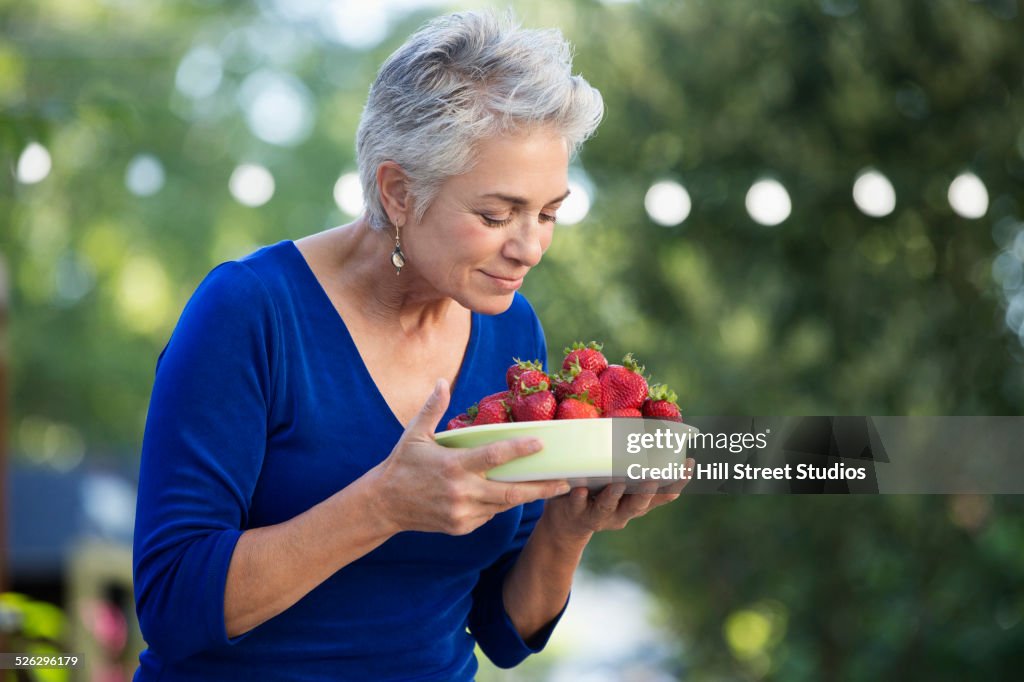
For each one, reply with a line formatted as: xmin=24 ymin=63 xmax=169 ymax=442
xmin=282 ymin=239 xmax=480 ymax=433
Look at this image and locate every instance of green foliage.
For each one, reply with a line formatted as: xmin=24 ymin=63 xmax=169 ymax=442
xmin=598 ymin=495 xmax=1024 ymax=680
xmin=4 ymin=0 xmax=1024 ymax=678
xmin=0 ymin=593 xmax=69 ymax=682
xmin=4 ymin=0 xmax=1022 ymax=448
xmin=527 ymin=0 xmax=1024 ymax=417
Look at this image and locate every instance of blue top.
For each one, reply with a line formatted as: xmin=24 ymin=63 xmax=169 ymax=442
xmin=132 ymin=240 xmax=563 ymax=681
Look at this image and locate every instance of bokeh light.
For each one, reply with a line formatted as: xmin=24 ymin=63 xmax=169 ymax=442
xmin=745 ymin=178 xmax=791 ymax=226
xmin=175 ymin=45 xmax=223 ymax=99
xmin=992 ymin=251 xmax=1022 ymax=292
xmin=557 ymin=179 xmax=592 ymax=226
xmin=125 ymin=154 xmax=166 ymax=197
xmin=333 ymin=172 xmax=364 ymax=216
xmin=644 ymin=180 xmax=691 ymax=226
xmin=238 ymin=69 xmax=315 ymax=147
xmin=115 ymin=255 xmax=173 ymax=335
xmin=948 ymin=171 xmax=989 ymax=219
xmin=54 ymin=251 xmax=96 ymax=305
xmin=17 ymin=417 xmax=85 ymax=471
xmin=323 ymin=0 xmax=390 ymax=48
xmin=852 ymin=169 xmax=896 ymax=217
xmin=1006 ymin=292 xmax=1024 ymax=335
xmin=16 ymin=142 xmax=52 ymax=184
xmin=229 ymin=163 xmax=275 ymax=207
xmin=1014 ymin=229 xmax=1024 ymax=262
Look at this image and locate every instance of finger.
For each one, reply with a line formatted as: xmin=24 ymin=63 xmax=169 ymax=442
xmin=619 ymin=483 xmax=657 ymax=513
xmin=477 ymin=478 xmax=570 ymax=507
xmin=647 ymin=493 xmax=681 ymax=513
xmin=649 ymin=470 xmax=692 ymax=510
xmin=592 ymin=482 xmax=627 ymax=514
xmin=405 ymin=379 xmax=451 ymax=436
xmin=655 ymin=459 xmax=695 ymax=495
xmin=461 ymin=437 xmax=544 ymax=473
xmin=620 ymin=482 xmax=659 ymax=516
xmin=655 ymin=478 xmax=688 ymax=497
xmin=568 ymin=487 xmax=590 ymax=513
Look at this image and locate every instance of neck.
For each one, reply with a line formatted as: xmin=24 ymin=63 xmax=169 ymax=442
xmin=327 ymin=216 xmax=458 ymax=336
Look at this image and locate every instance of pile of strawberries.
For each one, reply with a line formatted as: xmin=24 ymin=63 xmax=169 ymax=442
xmin=446 ymin=341 xmax=683 ymax=430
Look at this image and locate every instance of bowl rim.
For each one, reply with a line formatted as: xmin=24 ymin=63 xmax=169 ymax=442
xmin=434 ymin=417 xmax=701 ymax=443
xmin=434 ymin=417 xmax=609 ymax=442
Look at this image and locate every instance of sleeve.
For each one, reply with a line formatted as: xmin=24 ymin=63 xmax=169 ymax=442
xmin=466 ymin=300 xmax=569 ymax=669
xmin=132 ymin=261 xmax=278 ymax=663
xmin=467 ymin=500 xmax=570 ymax=668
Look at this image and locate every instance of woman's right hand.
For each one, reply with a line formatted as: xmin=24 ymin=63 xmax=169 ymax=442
xmin=370 ymin=378 xmax=570 ymax=536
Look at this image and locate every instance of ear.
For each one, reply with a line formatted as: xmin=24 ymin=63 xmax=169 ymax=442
xmin=376 ymin=161 xmax=411 ymax=226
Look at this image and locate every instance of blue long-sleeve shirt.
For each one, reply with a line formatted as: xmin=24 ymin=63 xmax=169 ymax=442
xmin=132 ymin=240 xmax=564 ymax=680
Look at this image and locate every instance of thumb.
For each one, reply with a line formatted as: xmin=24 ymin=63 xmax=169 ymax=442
xmin=405 ymin=378 xmax=451 ymax=436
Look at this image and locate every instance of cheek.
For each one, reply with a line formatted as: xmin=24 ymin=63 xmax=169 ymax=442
xmin=540 ymin=224 xmax=555 ymax=253
xmin=441 ymin=222 xmax=502 ymax=269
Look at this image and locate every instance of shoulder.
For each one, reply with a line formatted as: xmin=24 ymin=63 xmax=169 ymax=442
xmin=185 ymin=241 xmax=296 ymax=314
xmin=172 ymin=244 xmax=297 ymax=348
xmin=184 ymin=261 xmax=271 ymax=326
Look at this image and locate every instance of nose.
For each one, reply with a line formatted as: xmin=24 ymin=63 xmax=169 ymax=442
xmin=502 ymin=218 xmax=547 ymax=268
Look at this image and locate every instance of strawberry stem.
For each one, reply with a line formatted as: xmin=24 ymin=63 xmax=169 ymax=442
xmin=622 ymin=352 xmax=645 ymax=375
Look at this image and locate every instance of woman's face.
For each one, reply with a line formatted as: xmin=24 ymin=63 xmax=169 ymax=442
xmin=403 ymin=127 xmax=569 ymax=315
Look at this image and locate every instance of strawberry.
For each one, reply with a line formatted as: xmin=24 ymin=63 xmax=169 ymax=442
xmin=599 ymin=353 xmax=649 ymax=411
xmin=604 ymin=407 xmax=643 ymax=418
xmin=446 ymin=413 xmax=473 ymax=430
xmin=562 ymin=341 xmax=609 ymax=376
xmin=555 ymin=396 xmax=600 ymax=420
xmin=552 ymin=362 xmax=603 ymax=411
xmin=513 ymin=369 xmax=550 ymax=396
xmin=509 ymin=385 xmax=557 ymax=422
xmin=642 ymin=384 xmax=683 ymax=422
xmin=479 ymin=390 xmax=511 ymax=407
xmin=469 ymin=399 xmax=510 ymax=425
xmin=506 ymin=358 xmax=543 ymax=391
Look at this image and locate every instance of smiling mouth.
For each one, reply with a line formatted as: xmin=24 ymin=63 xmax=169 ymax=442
xmin=481 ymin=271 xmax=526 ymax=290
xmin=484 ymin=272 xmax=526 ymax=282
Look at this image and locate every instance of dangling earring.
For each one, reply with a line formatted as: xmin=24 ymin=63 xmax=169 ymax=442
xmin=390 ymin=222 xmax=406 ymax=276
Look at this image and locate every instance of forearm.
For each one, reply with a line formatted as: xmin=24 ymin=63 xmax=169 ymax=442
xmin=224 ymin=468 xmax=397 ymax=637
xmin=501 ymin=514 xmax=591 ymax=642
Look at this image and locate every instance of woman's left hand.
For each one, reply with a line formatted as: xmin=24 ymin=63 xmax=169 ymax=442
xmin=539 ymin=457 xmax=695 ymax=541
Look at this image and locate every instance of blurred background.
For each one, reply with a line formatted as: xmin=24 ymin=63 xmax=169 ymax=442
xmin=3 ymin=0 xmax=1024 ymax=679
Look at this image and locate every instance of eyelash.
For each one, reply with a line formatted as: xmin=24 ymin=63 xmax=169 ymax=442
xmin=481 ymin=213 xmax=558 ymax=227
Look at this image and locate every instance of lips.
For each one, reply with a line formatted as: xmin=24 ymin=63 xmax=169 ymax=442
xmin=481 ymin=270 xmax=526 ymax=291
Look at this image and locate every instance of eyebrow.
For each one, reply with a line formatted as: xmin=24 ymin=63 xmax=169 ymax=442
xmin=480 ymin=189 xmax=571 ymax=206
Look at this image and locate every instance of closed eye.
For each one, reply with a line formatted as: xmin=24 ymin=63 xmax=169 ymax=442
xmin=481 ymin=214 xmax=514 ymax=227
xmin=481 ymin=213 xmax=558 ymax=227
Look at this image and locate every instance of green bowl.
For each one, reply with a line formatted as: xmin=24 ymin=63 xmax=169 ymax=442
xmin=435 ymin=418 xmax=614 ymax=489
xmin=435 ymin=418 xmax=701 ymax=490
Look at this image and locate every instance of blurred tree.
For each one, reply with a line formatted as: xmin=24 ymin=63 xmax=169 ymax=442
xmin=3 ymin=0 xmax=1022 ymax=450
xmin=532 ymin=0 xmax=1024 ymax=418
xmin=600 ymin=494 xmax=1024 ymax=680
xmin=3 ymin=0 xmax=1024 ymax=678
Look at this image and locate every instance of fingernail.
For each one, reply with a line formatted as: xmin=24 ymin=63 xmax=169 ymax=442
xmin=558 ymin=483 xmax=571 ymax=494
xmin=528 ymin=439 xmax=544 ymax=452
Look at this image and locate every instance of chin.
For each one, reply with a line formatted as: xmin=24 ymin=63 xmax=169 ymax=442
xmin=460 ymin=291 xmax=517 ymax=316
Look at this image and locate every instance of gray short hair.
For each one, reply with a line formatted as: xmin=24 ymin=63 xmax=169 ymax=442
xmin=355 ymin=9 xmax=604 ymax=230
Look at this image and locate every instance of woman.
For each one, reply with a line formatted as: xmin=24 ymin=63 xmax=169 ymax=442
xmin=133 ymin=10 xmax=690 ymax=680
